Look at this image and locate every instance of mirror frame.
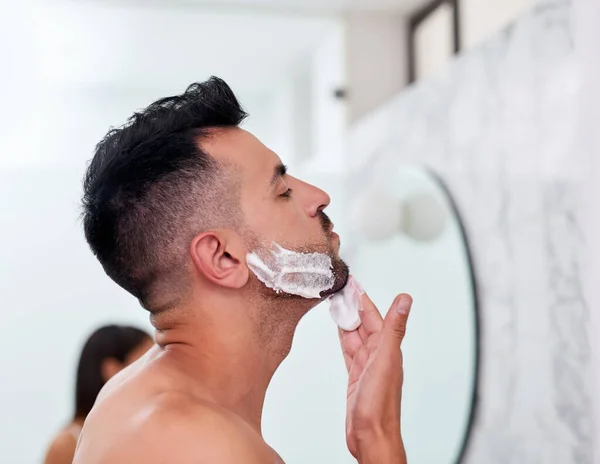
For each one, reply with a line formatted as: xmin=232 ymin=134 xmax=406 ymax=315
xmin=427 ymin=168 xmax=481 ymax=463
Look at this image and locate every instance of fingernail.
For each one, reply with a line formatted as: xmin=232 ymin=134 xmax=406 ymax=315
xmin=351 ymin=276 xmax=365 ymax=296
xmin=356 ymin=295 xmax=364 ymax=311
xmin=396 ymin=296 xmax=411 ymax=315
xmin=349 ymin=277 xmax=365 ymax=311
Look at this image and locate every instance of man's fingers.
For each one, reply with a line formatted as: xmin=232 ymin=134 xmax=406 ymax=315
xmin=380 ymin=294 xmax=412 ymax=352
xmin=347 ymin=344 xmax=370 ymax=384
xmin=338 ymin=327 xmax=363 ymax=371
xmin=357 ymin=288 xmax=384 ymax=336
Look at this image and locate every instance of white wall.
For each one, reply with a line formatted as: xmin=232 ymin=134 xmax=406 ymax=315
xmin=0 ymin=167 xmax=153 ymax=464
xmin=306 ymin=23 xmax=347 ymax=171
xmin=0 ymin=85 xmax=186 ymax=462
xmin=414 ymin=2 xmax=455 ymax=80
xmin=345 ymin=11 xmax=408 ymax=123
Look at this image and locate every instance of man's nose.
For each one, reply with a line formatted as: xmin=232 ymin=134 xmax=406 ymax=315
xmin=303 ymin=182 xmax=331 ymax=217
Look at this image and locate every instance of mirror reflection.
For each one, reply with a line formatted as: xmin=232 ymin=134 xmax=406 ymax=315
xmin=348 ymin=166 xmax=479 ymax=464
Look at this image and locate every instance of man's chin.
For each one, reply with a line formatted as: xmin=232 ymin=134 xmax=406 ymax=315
xmin=320 ymin=256 xmax=350 ymax=298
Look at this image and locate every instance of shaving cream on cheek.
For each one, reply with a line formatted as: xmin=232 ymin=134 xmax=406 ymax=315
xmin=246 ymin=244 xmax=335 ymax=299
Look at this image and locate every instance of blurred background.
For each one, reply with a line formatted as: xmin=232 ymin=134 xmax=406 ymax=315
xmin=1 ymin=0 xmax=599 ymax=463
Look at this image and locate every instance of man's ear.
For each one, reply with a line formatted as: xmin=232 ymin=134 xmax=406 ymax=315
xmin=190 ymin=230 xmax=249 ymax=289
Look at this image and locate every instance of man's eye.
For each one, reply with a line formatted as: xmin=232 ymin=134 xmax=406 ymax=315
xmin=280 ymin=188 xmax=293 ymax=198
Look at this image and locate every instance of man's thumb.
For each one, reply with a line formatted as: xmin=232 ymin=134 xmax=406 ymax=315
xmin=382 ymin=294 xmax=412 ymax=347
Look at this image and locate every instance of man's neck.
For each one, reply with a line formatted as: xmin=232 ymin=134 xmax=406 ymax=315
xmin=154 ymin=295 xmax=312 ymax=433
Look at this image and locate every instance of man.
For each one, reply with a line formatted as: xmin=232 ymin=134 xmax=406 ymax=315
xmin=75 ymin=77 xmax=412 ymax=463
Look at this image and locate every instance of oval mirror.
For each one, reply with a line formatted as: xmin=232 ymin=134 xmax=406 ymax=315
xmin=346 ymin=165 xmax=479 ymax=464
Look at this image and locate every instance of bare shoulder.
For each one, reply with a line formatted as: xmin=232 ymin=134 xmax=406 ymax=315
xmin=74 ymin=352 xmax=283 ymax=463
xmin=141 ymin=390 xmax=246 ymax=436
xmin=87 ymin=391 xmax=275 ymax=464
xmin=44 ymin=430 xmax=77 ymax=464
xmin=132 ymin=392 xmax=276 ymax=463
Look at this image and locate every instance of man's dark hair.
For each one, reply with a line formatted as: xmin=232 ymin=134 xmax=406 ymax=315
xmin=74 ymin=325 xmax=150 ymax=419
xmin=82 ymin=77 xmax=248 ymax=311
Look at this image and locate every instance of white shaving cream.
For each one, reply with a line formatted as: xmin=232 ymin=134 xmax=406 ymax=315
xmin=246 ymin=243 xmax=335 ymax=299
xmin=328 ymin=275 xmax=363 ymax=331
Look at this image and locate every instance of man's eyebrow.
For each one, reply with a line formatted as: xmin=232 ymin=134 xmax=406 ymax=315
xmin=269 ymin=163 xmax=287 ymax=187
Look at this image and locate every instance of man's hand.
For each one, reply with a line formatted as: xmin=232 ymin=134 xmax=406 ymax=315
xmin=338 ymin=285 xmax=412 ymax=464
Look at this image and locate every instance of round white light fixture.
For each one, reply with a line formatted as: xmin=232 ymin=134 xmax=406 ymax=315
xmin=351 ymin=189 xmax=447 ymax=242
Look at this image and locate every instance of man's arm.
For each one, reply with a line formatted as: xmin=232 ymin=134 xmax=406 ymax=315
xmin=353 ymin=432 xmax=406 ymax=464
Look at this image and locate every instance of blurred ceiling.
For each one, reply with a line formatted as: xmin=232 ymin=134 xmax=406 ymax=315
xmin=96 ymin=0 xmax=430 ymax=14
xmin=26 ymin=1 xmax=339 ymax=95
xmin=26 ymin=0 xmax=430 ymax=96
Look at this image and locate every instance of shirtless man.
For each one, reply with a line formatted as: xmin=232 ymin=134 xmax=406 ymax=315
xmin=75 ymin=77 xmax=412 ymax=464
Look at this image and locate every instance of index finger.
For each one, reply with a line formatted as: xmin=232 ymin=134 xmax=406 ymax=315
xmin=354 ymin=280 xmax=383 ymax=336
xmin=338 ymin=327 xmax=363 ymax=372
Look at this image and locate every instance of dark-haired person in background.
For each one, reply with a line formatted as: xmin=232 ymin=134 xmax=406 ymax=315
xmin=74 ymin=77 xmax=413 ymax=464
xmin=44 ymin=325 xmax=152 ymax=464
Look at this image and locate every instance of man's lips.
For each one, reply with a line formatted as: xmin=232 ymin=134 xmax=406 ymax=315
xmin=331 ymin=230 xmax=340 ymax=244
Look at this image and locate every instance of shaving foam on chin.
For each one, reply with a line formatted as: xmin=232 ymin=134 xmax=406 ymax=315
xmin=328 ymin=275 xmax=364 ymax=331
xmin=246 ymin=243 xmax=335 ymax=299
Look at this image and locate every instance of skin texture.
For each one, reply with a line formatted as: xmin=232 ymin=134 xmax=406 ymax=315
xmin=73 ymin=128 xmax=411 ymax=464
xmin=44 ymin=338 xmax=153 ymax=464
xmin=43 ymin=425 xmax=81 ymax=464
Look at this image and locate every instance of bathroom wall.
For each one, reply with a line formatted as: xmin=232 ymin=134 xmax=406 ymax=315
xmin=346 ymin=1 xmax=593 ymax=462
xmin=574 ymin=0 xmax=600 ymax=461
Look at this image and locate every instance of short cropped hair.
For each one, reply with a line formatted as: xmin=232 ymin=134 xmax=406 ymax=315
xmin=82 ymin=77 xmax=248 ymax=311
